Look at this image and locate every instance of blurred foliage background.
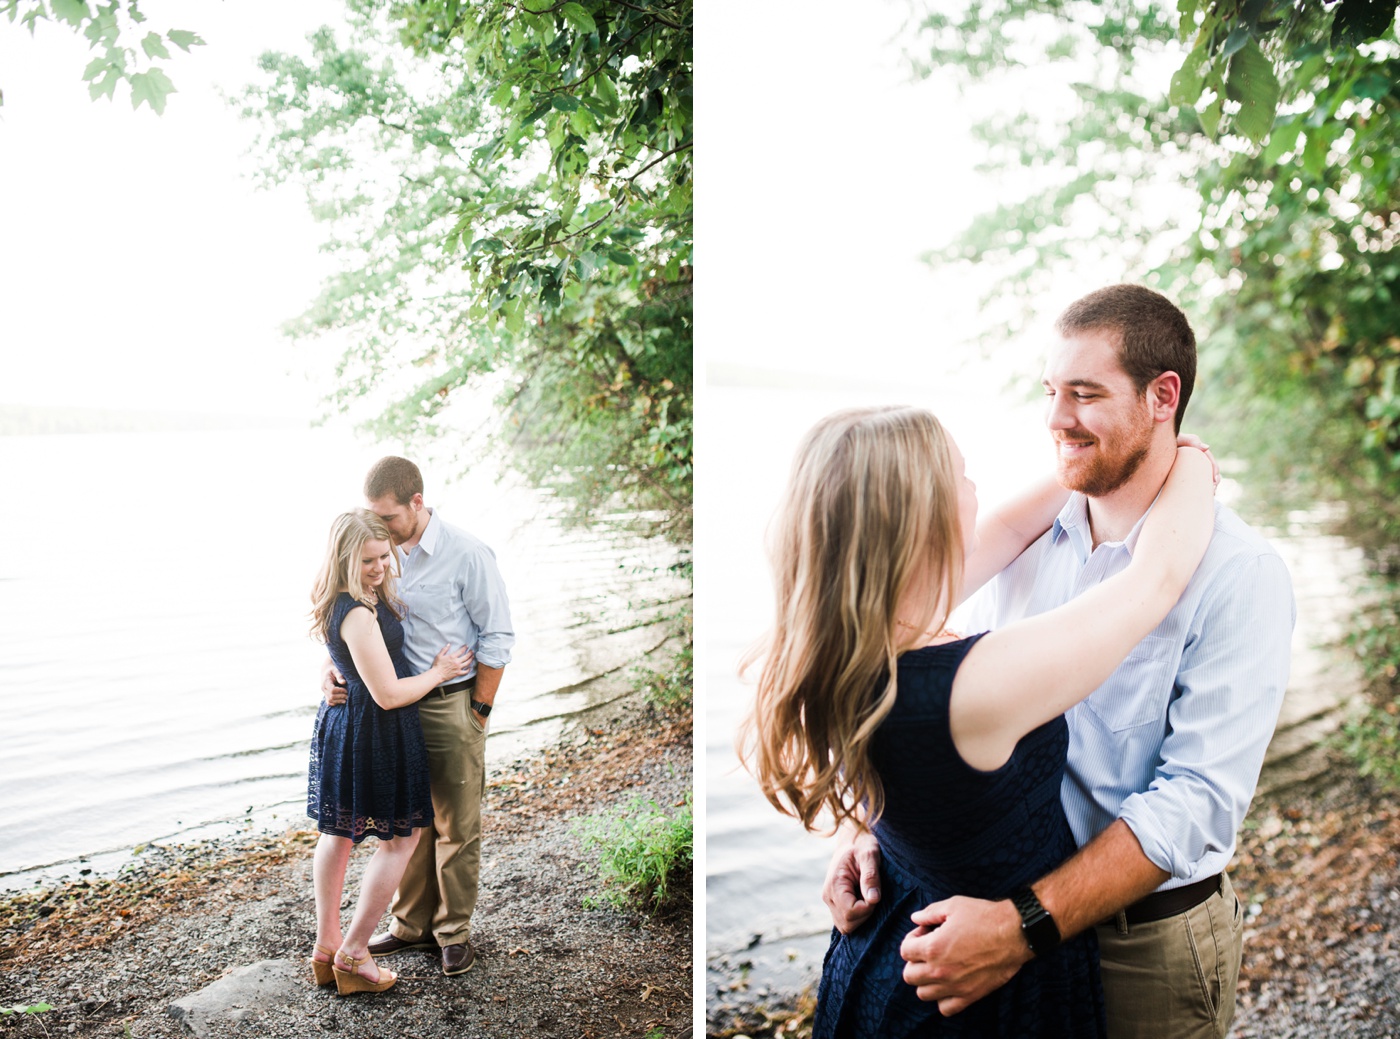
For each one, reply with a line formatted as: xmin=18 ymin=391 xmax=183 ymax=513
xmin=239 ymin=0 xmax=692 ymax=542
xmin=908 ymin=0 xmax=1400 ymax=779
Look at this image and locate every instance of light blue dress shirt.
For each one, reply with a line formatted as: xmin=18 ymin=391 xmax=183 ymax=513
xmin=396 ymin=509 xmax=515 ymax=678
xmin=964 ymin=494 xmax=1295 ymax=891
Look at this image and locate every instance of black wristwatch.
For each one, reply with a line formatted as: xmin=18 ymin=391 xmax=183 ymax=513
xmin=1009 ymin=887 xmax=1061 ymax=958
xmin=470 ymin=699 xmax=492 ymax=717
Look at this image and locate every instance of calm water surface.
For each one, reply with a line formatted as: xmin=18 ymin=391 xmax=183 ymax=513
xmin=0 ymin=427 xmax=686 ymax=885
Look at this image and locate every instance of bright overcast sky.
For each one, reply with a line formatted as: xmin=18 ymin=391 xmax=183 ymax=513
xmin=700 ymin=0 xmax=1164 ymax=393
xmin=0 ymin=0 xmax=347 ymax=420
xmin=703 ymin=1 xmax=1001 ymax=385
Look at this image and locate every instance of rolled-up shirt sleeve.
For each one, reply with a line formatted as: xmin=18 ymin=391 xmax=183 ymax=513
xmin=1119 ymin=551 xmax=1295 ymax=880
xmin=461 ymin=545 xmax=515 ymax=669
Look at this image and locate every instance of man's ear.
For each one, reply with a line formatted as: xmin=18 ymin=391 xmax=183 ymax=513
xmin=411 ymin=492 xmax=425 ymax=511
xmin=1147 ymin=371 xmax=1181 ymax=425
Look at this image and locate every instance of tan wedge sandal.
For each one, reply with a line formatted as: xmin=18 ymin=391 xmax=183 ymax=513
xmin=332 ymin=949 xmax=397 ymax=995
xmin=309 ymin=943 xmax=337 ymax=986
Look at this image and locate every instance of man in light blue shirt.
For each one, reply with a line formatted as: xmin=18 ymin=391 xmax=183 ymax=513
xmin=328 ymin=455 xmax=515 ymax=977
xmin=825 ymin=285 xmax=1294 ymax=1038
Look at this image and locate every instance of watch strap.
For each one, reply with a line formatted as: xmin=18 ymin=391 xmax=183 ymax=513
xmin=470 ymin=698 xmax=492 ymax=717
xmin=1010 ymin=886 xmax=1061 ymax=957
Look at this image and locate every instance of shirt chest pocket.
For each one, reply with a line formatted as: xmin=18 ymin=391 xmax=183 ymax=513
xmin=407 ymin=581 xmax=461 ymax=628
xmin=1084 ymin=635 xmax=1178 ymax=732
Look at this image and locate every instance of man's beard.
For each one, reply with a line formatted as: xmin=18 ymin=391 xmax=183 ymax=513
xmin=1054 ymin=422 xmax=1153 ymax=497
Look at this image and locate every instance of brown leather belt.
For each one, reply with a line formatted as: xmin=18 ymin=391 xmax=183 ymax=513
xmin=1122 ymin=873 xmax=1222 ymax=926
xmin=431 ymin=675 xmax=477 ymax=698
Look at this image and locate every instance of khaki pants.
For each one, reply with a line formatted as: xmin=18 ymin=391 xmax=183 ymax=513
xmin=1096 ymin=872 xmax=1245 ymax=1039
xmin=388 ymin=688 xmax=488 ymax=946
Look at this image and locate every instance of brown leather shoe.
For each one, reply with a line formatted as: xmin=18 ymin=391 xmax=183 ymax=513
xmin=367 ymin=932 xmax=436 ymax=957
xmin=441 ymin=941 xmax=475 ymax=976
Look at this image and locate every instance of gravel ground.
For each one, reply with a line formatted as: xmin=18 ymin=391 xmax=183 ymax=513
xmin=1228 ymin=761 xmax=1400 ymax=1038
xmin=0 ymin=696 xmax=693 ymax=1039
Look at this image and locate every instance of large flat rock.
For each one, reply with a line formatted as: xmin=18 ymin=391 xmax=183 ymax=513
xmin=168 ymin=959 xmax=304 ymax=1037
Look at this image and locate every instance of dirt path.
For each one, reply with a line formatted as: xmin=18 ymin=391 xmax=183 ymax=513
xmin=0 ymin=700 xmax=693 ymax=1039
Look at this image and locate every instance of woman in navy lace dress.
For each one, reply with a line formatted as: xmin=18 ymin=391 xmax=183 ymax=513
xmin=744 ymin=407 xmax=1215 ymax=1037
xmin=306 ymin=509 xmax=470 ymax=995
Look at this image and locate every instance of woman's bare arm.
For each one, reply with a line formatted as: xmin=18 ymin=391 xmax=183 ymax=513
xmin=959 ymin=475 xmax=1069 ymax=605
xmin=340 ymin=606 xmax=469 ymax=710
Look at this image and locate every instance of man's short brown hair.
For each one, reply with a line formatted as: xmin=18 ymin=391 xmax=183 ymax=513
xmin=1055 ymin=284 xmax=1197 ymax=432
xmin=364 ymin=456 xmax=423 ymax=506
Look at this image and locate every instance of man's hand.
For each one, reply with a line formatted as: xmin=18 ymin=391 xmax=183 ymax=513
xmin=899 ymin=896 xmax=1030 ymax=1016
xmin=822 ymin=831 xmax=882 ymax=934
xmin=320 ymin=658 xmax=348 ymax=707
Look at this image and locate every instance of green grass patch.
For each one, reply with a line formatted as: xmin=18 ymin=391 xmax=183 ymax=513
xmin=1341 ymin=704 xmax=1400 ymax=789
xmin=635 ymin=640 xmax=693 ymax=714
xmin=1342 ymin=575 xmax=1400 ymax=790
xmin=576 ymin=792 xmax=692 ymax=914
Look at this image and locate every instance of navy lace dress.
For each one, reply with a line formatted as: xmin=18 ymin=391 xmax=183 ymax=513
xmin=307 ymin=593 xmax=434 ymax=842
xmin=815 ymin=635 xmax=1106 ymax=1038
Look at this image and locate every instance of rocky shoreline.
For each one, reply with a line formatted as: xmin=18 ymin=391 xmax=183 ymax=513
xmin=706 ymin=750 xmax=1400 ymax=1038
xmin=0 ymin=691 xmax=693 ymax=1039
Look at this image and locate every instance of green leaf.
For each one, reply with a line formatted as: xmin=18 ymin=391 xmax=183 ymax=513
xmin=1352 ymin=71 xmax=1394 ymax=101
xmin=503 ymin=296 xmax=525 ymax=334
xmin=1303 ymin=128 xmax=1327 ymax=177
xmin=1331 ymin=0 xmax=1397 ymax=47
xmin=489 ymin=81 xmax=514 ymax=107
xmin=82 ymin=56 xmax=108 ymax=82
xmin=1177 ymin=0 xmax=1202 ymax=41
xmin=1221 ymin=25 xmax=1251 ymax=58
xmin=88 ymin=67 xmax=121 ymax=101
xmin=166 ymin=29 xmax=205 ymax=52
xmin=1226 ymin=40 xmax=1280 ymax=144
xmin=1260 ymin=125 xmax=1299 ymax=166
xmin=561 ymin=3 xmax=596 ymax=34
xmin=129 ymin=68 xmax=176 ymax=114
xmin=50 ymin=0 xmax=89 ymax=28
xmin=83 ymin=10 xmax=117 ymax=45
xmin=522 ymin=99 xmax=553 ymax=125
xmin=1169 ymin=46 xmax=1207 ymax=106
xmin=551 ymin=94 xmax=580 ymax=112
xmin=593 ymin=68 xmax=618 ymax=112
xmin=1199 ymin=95 xmax=1222 ymax=138
xmin=141 ymin=31 xmax=170 ymax=60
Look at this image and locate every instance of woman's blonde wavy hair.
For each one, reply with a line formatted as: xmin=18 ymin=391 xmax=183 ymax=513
xmin=309 ymin=509 xmax=405 ymax=642
xmin=740 ymin=406 xmax=964 ymax=833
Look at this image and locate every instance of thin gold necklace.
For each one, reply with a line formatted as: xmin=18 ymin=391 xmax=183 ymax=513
xmin=897 ymin=618 xmax=961 ymax=641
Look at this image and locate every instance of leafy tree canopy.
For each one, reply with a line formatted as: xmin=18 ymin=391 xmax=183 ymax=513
xmin=2 ymin=0 xmax=204 ymax=111
xmin=241 ymin=0 xmax=692 ymax=541
xmin=910 ymin=0 xmax=1400 ymax=694
xmin=910 ymin=0 xmax=1399 ymax=522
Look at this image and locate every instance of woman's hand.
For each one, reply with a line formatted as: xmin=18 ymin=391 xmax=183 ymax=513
xmin=1176 ymin=432 xmax=1220 ymax=487
xmin=430 ymin=644 xmax=473 ymax=683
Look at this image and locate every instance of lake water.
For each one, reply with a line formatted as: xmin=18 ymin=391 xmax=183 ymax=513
xmin=0 ymin=426 xmax=688 ymax=886
xmin=703 ymin=380 xmax=1365 ymax=1002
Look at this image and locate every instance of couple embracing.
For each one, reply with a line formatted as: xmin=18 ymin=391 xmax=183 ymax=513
xmin=304 ymin=456 xmax=514 ymax=994
xmin=746 ymin=285 xmax=1295 ymax=1038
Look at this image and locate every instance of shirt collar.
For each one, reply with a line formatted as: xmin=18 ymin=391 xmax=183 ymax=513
xmin=418 ymin=507 xmax=442 ymax=554
xmin=400 ymin=507 xmax=442 ymax=561
xmin=1051 ymin=491 xmax=1153 ymax=560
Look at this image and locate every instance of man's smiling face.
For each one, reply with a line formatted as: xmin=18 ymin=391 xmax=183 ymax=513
xmin=1042 ymin=328 xmax=1155 ymax=497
